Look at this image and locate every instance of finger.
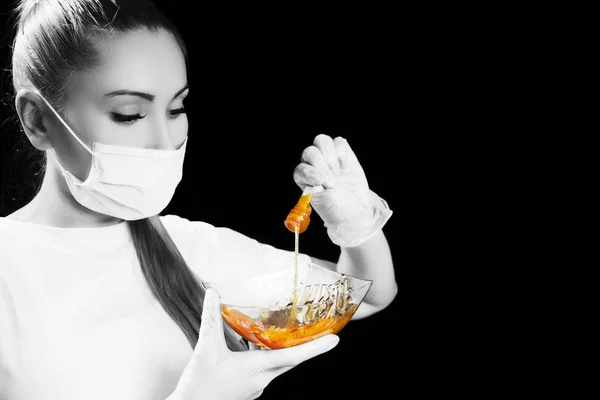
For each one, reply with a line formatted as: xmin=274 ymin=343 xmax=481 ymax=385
xmin=246 ymin=365 xmax=295 ymax=389
xmin=195 ymin=288 xmax=228 ymax=355
xmin=292 ymin=162 xmax=325 ymax=190
xmin=300 ymin=146 xmax=335 ymax=189
xmin=313 ymin=134 xmax=340 ymax=180
xmin=332 ymin=136 xmax=354 ymax=170
xmin=259 ymin=334 xmax=340 ymax=369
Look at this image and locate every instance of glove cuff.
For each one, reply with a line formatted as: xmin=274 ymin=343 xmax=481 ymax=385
xmin=325 ymin=190 xmax=393 ymax=248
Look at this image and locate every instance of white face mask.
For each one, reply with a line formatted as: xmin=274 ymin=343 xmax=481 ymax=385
xmin=38 ymin=93 xmax=187 ymax=221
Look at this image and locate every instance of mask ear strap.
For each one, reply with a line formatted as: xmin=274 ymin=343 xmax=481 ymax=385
xmin=35 ymin=92 xmax=97 ymax=157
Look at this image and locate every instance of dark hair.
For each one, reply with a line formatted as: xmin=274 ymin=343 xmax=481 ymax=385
xmin=6 ymin=0 xmax=246 ymax=351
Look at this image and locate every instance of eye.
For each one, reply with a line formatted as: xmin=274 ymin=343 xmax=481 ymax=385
xmin=169 ymin=107 xmax=186 ymax=119
xmin=111 ymin=112 xmax=146 ymax=125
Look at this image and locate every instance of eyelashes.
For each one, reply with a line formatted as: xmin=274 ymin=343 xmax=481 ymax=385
xmin=111 ymin=112 xmax=144 ymax=123
xmin=111 ymin=107 xmax=187 ymax=124
xmin=170 ymin=107 xmax=186 ymax=117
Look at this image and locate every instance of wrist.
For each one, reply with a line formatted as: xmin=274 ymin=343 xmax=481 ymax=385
xmin=326 ymin=191 xmax=393 ymax=248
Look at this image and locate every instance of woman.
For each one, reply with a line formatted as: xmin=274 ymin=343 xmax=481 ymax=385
xmin=0 ymin=0 xmax=397 ymax=399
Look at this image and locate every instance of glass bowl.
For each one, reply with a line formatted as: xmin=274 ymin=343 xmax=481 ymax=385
xmin=202 ymin=261 xmax=373 ymax=349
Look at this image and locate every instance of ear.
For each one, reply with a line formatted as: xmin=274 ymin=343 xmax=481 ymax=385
xmin=15 ymin=89 xmax=54 ymax=151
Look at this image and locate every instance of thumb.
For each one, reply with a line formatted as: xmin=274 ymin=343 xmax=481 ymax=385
xmin=175 ymin=288 xmax=228 ymax=398
xmin=195 ymin=288 xmax=228 ymax=355
xmin=262 ymin=334 xmax=340 ymax=369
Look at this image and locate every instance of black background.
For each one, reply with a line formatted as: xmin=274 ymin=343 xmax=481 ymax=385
xmin=0 ymin=2 xmax=403 ymax=398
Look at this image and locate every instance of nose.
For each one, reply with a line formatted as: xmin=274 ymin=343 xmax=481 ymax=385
xmin=149 ymin=117 xmax=176 ymax=150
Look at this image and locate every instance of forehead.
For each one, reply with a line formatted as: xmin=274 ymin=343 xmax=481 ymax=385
xmin=67 ymin=29 xmax=187 ymax=99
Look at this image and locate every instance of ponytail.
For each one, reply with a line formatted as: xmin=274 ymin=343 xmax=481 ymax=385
xmin=128 ymin=216 xmax=248 ymax=351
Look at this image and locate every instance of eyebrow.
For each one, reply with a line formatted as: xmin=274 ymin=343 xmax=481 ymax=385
xmin=105 ymin=84 xmax=189 ymax=101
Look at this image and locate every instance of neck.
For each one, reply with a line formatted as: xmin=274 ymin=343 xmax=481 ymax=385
xmin=8 ymin=155 xmax=122 ymax=228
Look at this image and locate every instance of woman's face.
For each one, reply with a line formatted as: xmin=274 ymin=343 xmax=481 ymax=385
xmin=48 ymin=28 xmax=189 ymax=181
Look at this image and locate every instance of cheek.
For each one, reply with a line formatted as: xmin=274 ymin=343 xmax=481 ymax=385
xmin=172 ymin=116 xmax=189 ymax=147
xmin=48 ymin=118 xmax=94 ymax=181
xmin=69 ymin=149 xmax=94 ymax=182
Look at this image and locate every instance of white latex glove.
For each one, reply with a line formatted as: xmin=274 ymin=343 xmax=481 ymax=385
xmin=167 ymin=288 xmax=340 ymax=400
xmin=293 ymin=134 xmax=393 ymax=247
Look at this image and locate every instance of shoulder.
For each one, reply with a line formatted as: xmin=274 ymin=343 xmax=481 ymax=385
xmin=157 ymin=214 xmax=263 ymax=281
xmin=159 ymin=214 xmax=218 ymax=244
xmin=157 ymin=214 xmax=301 ymax=281
xmin=0 ymin=217 xmax=32 ymax=265
xmin=159 ymin=213 xmax=260 ymax=252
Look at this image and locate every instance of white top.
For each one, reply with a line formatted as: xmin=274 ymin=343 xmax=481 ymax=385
xmin=0 ymin=214 xmax=308 ymax=400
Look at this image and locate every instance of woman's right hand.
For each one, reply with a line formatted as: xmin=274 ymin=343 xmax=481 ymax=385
xmin=168 ymin=288 xmax=340 ymax=400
